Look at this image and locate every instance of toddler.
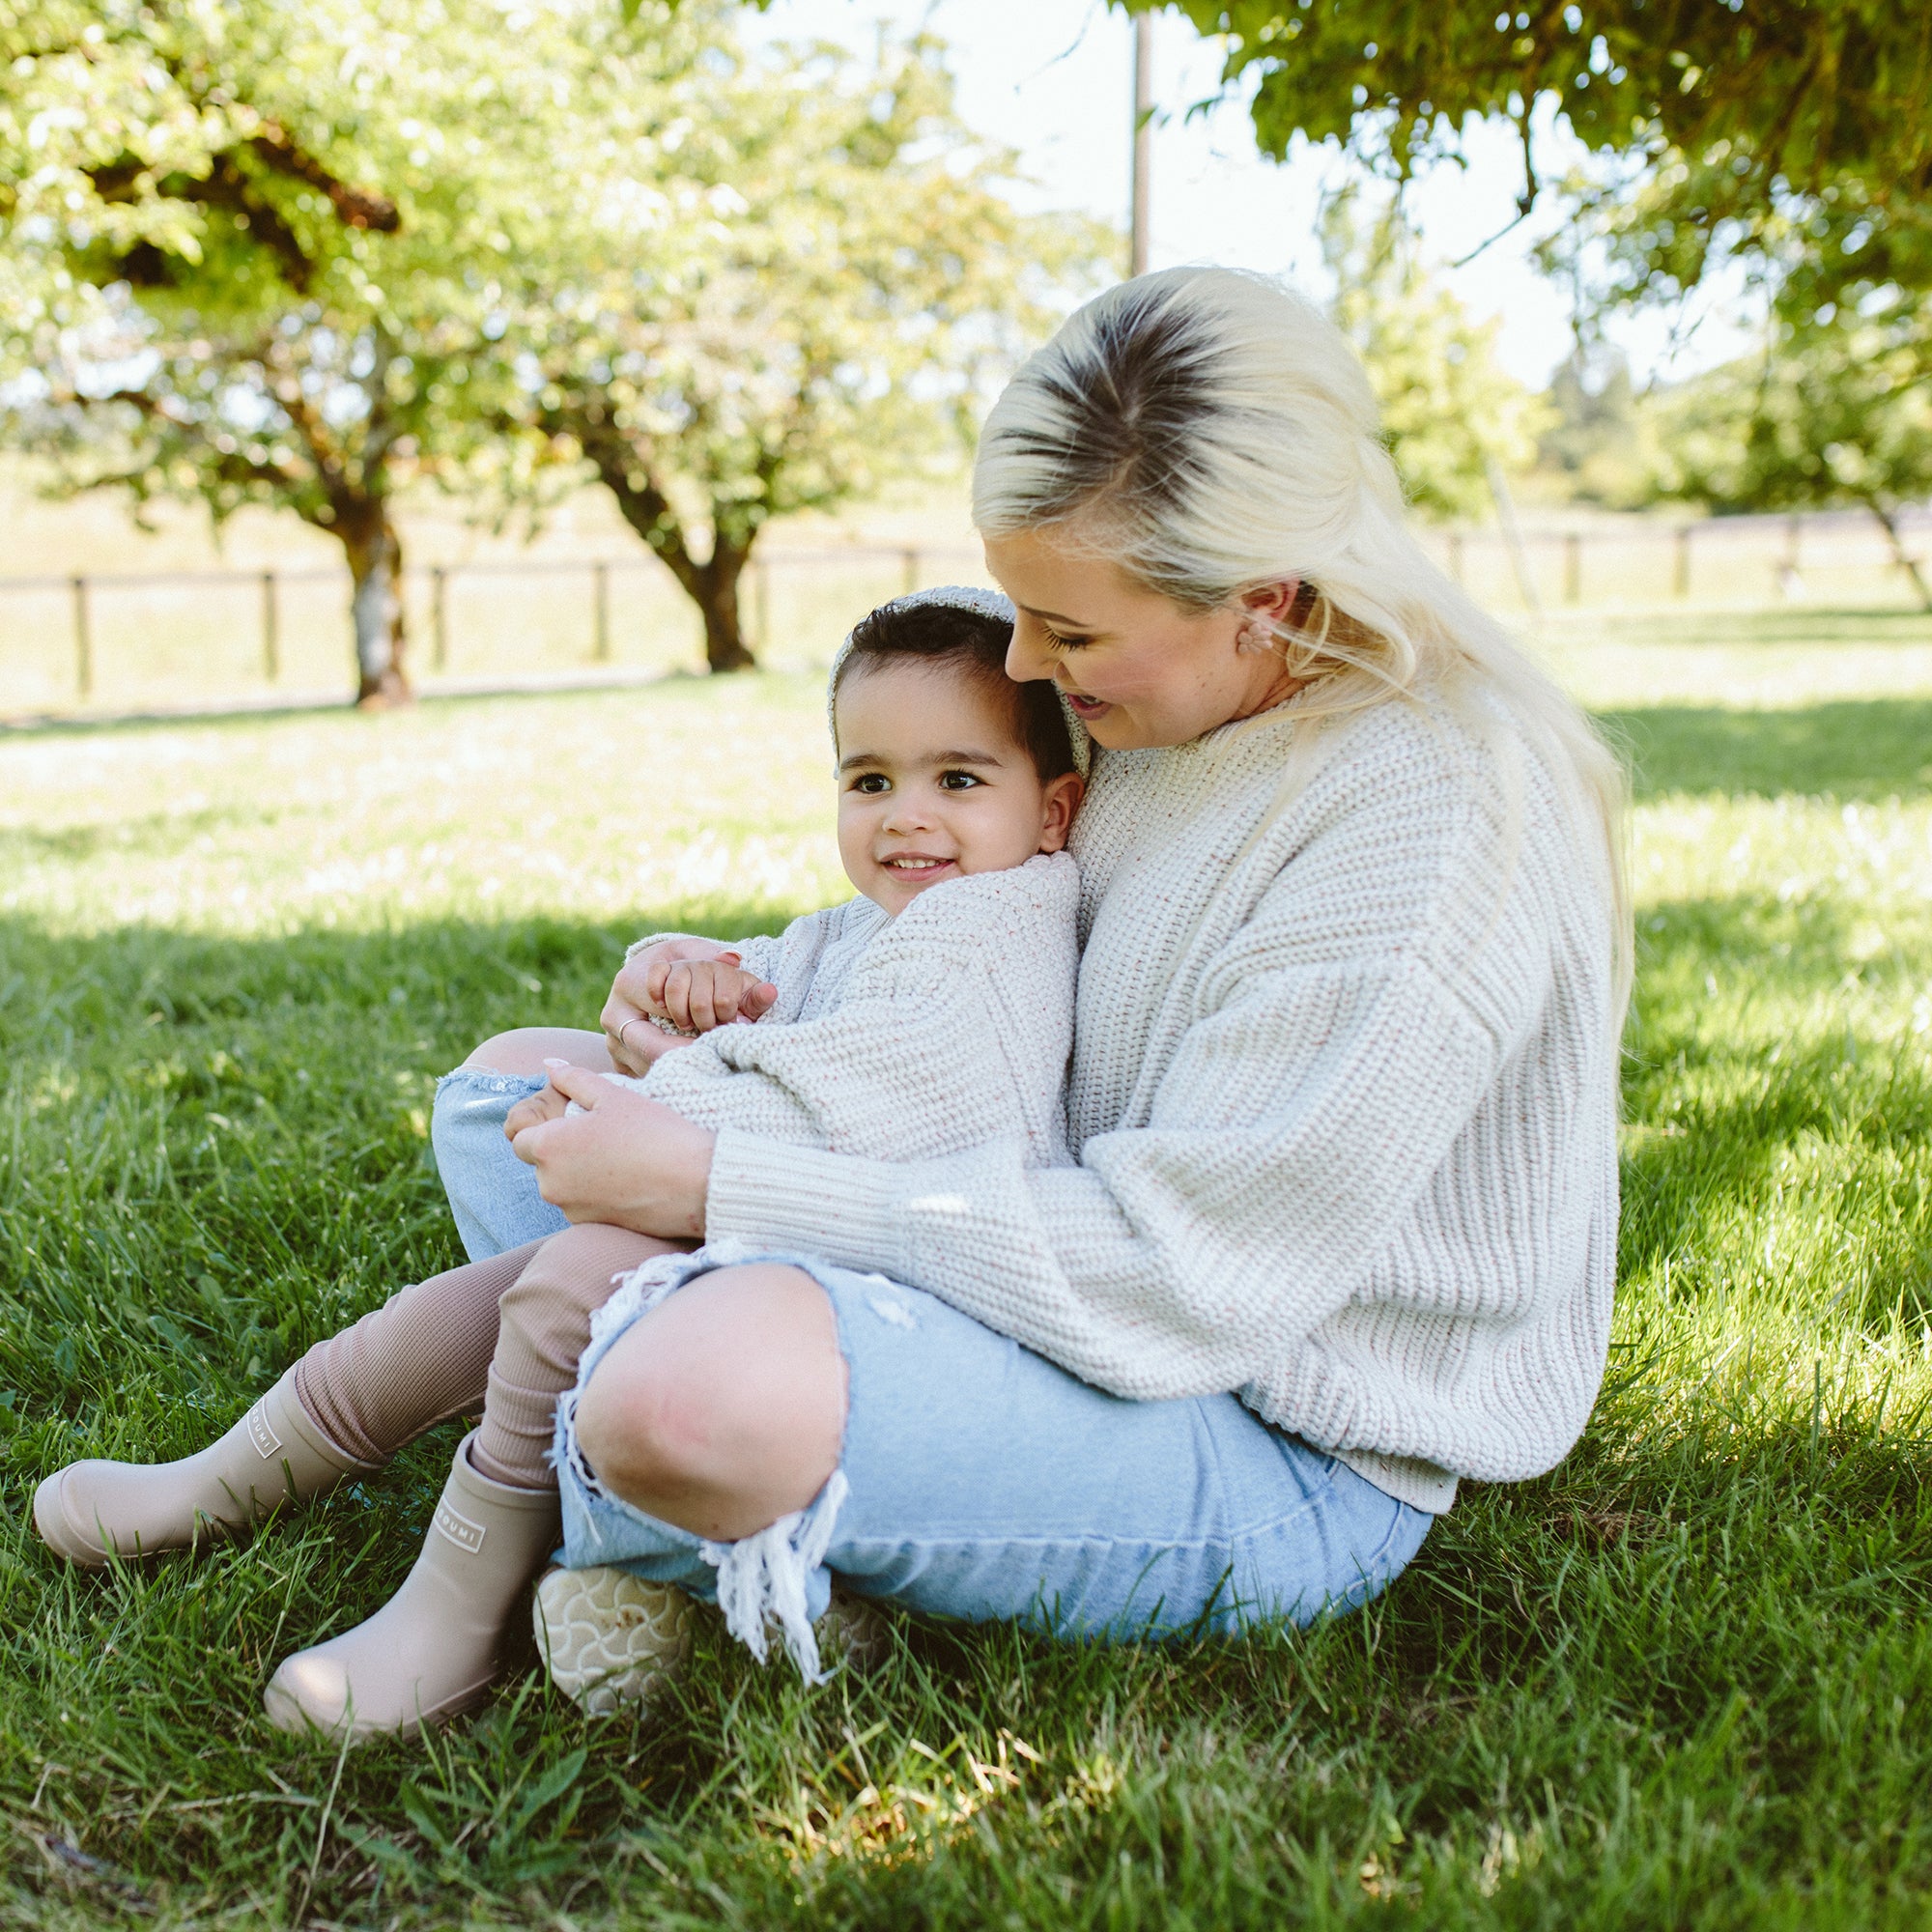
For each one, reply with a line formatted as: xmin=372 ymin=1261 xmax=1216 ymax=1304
xmin=35 ymin=586 xmax=1086 ymax=1743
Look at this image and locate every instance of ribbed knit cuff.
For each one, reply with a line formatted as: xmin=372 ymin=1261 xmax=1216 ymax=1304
xmin=623 ymin=929 xmax=699 ymax=963
xmin=1335 ymin=1449 xmax=1459 ymax=1516
xmin=705 ymin=1128 xmax=911 ymax=1281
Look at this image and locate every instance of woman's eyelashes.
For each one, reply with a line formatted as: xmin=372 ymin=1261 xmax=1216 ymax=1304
xmin=1042 ymin=625 xmax=1092 ymax=652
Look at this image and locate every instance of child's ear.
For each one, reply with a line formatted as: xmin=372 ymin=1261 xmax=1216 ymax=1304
xmin=1036 ymin=773 xmax=1086 ymax=854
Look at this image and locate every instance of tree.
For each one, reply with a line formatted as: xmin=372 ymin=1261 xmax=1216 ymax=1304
xmin=518 ymin=30 xmax=1105 ymax=671
xmin=1321 ymin=191 xmax=1548 ymax=520
xmin=1129 ymin=1 xmax=1932 ymax=311
xmin=0 ymin=0 xmax=680 ymax=701
xmin=1653 ymin=298 xmax=1932 ymax=611
xmin=1537 ymin=349 xmax=1663 ymax=508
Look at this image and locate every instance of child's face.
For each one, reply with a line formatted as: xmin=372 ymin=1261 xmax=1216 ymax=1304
xmin=835 ymin=658 xmax=1083 ymax=916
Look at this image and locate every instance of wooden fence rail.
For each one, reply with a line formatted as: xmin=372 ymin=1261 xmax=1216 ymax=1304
xmin=2 ymin=511 xmax=1927 ymax=716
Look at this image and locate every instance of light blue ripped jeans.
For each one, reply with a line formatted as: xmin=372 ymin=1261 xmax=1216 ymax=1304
xmin=433 ymin=1068 xmax=1434 ymax=1673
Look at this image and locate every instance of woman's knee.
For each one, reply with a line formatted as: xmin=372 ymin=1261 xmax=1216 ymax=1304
xmin=574 ymin=1264 xmax=846 ymax=1537
xmin=462 ymin=1026 xmax=613 ymax=1077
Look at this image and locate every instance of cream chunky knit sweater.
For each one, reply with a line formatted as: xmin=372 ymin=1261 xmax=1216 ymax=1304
xmin=698 ymin=696 xmax=1623 ymax=1514
xmin=613 ymin=853 xmax=1076 ymax=1171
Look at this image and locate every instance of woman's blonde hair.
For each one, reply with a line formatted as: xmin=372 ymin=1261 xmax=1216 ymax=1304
xmin=973 ymin=265 xmax=1633 ymax=1024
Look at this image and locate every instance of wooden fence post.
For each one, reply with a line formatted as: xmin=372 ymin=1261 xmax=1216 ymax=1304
xmin=1674 ymin=525 xmax=1692 ymax=600
xmin=1563 ymin=531 xmax=1582 ymax=606
xmin=261 ymin=571 xmax=279 ymax=682
xmin=901 ymin=548 xmax=920 ymax=598
xmin=592 ymin=561 xmax=611 ymax=663
xmin=71 ymin=576 xmax=92 ymax=701
xmin=432 ymin=567 xmax=449 ymax=672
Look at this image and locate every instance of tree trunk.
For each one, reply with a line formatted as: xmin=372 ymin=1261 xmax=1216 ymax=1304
xmin=693 ymin=543 xmax=756 ymax=673
xmin=1864 ymin=497 xmax=1932 ymax=613
xmin=561 ymin=408 xmax=759 ymax=673
xmin=339 ymin=506 xmax=412 ymax=705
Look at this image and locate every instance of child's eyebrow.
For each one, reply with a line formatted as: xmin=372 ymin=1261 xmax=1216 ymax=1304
xmin=838 ymin=747 xmax=1008 ymax=774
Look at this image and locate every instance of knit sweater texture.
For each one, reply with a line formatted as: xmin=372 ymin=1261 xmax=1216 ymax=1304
xmin=612 ymin=853 xmax=1076 ymax=1171
xmin=698 ymin=694 xmax=1623 ymax=1515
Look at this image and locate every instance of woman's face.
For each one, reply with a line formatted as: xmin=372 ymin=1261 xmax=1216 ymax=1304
xmin=983 ymin=528 xmax=1301 ymax=751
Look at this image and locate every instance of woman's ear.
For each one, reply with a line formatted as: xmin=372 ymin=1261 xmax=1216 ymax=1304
xmin=1240 ymin=578 xmax=1301 ymax=627
xmin=1037 ymin=772 xmax=1086 ymax=854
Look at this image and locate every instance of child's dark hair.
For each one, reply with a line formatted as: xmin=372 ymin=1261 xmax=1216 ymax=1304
xmin=833 ymin=602 xmax=1078 ymax=781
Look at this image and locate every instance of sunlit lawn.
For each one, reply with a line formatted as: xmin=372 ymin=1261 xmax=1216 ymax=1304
xmin=1 ymin=613 xmax=1929 ymax=1927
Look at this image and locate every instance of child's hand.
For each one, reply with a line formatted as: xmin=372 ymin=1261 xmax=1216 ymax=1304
xmin=503 ymin=1079 xmax=571 ymax=1141
xmin=651 ymin=952 xmax=777 ymax=1035
xmin=603 ymin=940 xmax=776 ymax=1073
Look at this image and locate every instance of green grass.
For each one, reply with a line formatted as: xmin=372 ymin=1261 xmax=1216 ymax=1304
xmin=2 ymin=617 xmax=1930 ymax=1927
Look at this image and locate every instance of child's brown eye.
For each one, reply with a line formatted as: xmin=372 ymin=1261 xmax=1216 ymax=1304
xmin=938 ymin=771 xmax=981 ymax=791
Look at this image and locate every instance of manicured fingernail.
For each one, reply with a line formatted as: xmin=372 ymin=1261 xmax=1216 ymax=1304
xmin=542 ymin=1057 xmax=568 ymax=1068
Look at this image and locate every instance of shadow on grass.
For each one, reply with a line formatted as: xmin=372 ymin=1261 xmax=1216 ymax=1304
xmin=1598 ymin=696 xmax=1932 ymax=800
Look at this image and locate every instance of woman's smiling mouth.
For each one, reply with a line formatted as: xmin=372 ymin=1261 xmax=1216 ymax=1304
xmin=1063 ymin=692 xmax=1111 ymax=719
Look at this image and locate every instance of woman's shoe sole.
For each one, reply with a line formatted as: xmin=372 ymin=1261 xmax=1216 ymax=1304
xmin=534 ymin=1567 xmax=695 ymax=1717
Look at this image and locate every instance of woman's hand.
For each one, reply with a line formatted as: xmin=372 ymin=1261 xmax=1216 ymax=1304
xmin=602 ymin=940 xmax=777 ymax=1074
xmin=507 ymin=1065 xmax=715 ymax=1238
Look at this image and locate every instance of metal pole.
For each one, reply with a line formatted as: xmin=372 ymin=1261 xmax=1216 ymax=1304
xmin=432 ymin=566 xmax=448 ymax=672
xmin=1130 ymin=14 xmax=1152 ymax=277
xmin=71 ymin=575 xmax=92 ymax=701
xmin=1563 ymin=530 xmax=1582 ymax=606
xmin=261 ymin=570 xmax=279 ymax=682
xmin=1674 ymin=525 xmax=1692 ymax=600
xmin=593 ymin=561 xmax=611 ymax=663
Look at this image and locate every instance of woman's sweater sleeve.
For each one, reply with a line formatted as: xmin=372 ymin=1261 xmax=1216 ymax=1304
xmin=705 ymin=762 xmax=1554 ymax=1402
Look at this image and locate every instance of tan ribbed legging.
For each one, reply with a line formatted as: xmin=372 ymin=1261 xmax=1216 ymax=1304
xmin=293 ymin=1223 xmax=683 ymax=1490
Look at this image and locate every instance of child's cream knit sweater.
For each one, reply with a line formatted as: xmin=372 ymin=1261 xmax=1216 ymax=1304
xmin=695 ymin=696 xmax=1623 ymax=1515
xmin=614 ymin=852 xmax=1076 ymax=1172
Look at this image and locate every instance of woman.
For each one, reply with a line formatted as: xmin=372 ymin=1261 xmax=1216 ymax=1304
xmin=437 ymin=266 xmax=1630 ymax=1667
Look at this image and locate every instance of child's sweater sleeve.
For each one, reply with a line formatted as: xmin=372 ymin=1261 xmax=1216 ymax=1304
xmin=636 ymin=856 xmax=1078 ymax=1166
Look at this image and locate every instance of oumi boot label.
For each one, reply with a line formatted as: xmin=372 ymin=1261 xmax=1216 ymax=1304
xmin=247 ymin=1404 xmax=282 ymax=1459
xmin=434 ymin=1499 xmax=487 ymax=1555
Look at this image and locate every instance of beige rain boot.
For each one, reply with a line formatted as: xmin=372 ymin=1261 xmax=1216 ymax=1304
xmin=534 ymin=1567 xmax=892 ymax=1716
xmin=34 ymin=1369 xmax=383 ymax=1568
xmin=263 ymin=1432 xmax=558 ymax=1744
